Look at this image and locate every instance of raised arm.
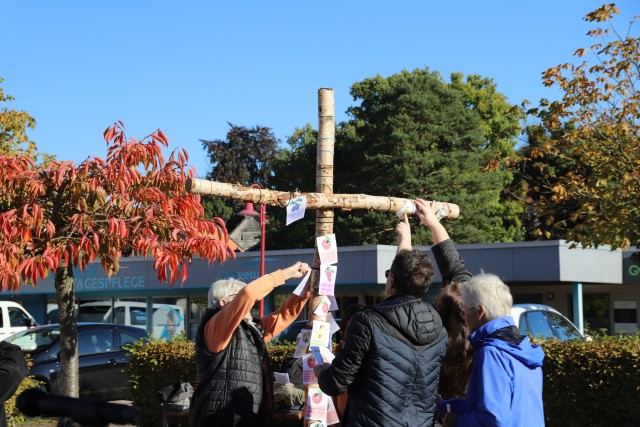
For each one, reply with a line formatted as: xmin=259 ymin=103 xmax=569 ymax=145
xmin=414 ymin=199 xmax=450 ymax=245
xmin=395 ymin=213 xmax=412 ymax=254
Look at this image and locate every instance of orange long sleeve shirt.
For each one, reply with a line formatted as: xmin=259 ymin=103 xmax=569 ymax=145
xmin=204 ymin=270 xmax=310 ymax=353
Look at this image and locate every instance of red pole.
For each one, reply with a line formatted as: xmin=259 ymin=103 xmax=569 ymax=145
xmin=259 ymin=203 xmax=266 ymax=318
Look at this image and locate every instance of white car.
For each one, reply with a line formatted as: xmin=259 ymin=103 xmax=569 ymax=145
xmin=0 ymin=301 xmax=37 ymax=341
xmin=511 ymin=303 xmax=586 ymax=341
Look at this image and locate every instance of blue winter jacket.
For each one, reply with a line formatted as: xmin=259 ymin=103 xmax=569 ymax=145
xmin=448 ymin=316 xmax=545 ymax=427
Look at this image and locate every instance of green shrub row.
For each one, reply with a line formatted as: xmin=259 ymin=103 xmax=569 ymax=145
xmin=9 ymin=333 xmax=638 ymax=426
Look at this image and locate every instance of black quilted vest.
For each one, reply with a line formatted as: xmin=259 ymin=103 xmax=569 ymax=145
xmin=189 ymin=308 xmax=273 ymax=427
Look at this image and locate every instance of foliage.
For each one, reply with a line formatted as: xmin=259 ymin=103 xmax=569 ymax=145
xmin=5 ymin=355 xmax=42 ymax=426
xmin=200 ymin=123 xmax=280 ymax=231
xmin=0 ymin=122 xmax=234 ymax=396
xmin=126 ymin=336 xmax=196 ymax=427
xmin=0 ymin=77 xmax=53 ymax=165
xmin=269 ymin=69 xmax=523 ymax=248
xmin=539 ymin=332 xmax=640 ymax=426
xmin=125 ymin=335 xmax=640 ymax=427
xmin=511 ymin=5 xmax=640 ymax=249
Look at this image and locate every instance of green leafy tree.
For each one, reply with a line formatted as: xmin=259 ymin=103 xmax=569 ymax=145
xmin=513 ymin=4 xmax=640 ymax=249
xmin=0 ymin=122 xmax=234 ymax=398
xmin=0 ymin=77 xmax=37 ymax=157
xmin=201 ymin=123 xmax=280 ymax=230
xmin=270 ymin=69 xmax=523 ymax=248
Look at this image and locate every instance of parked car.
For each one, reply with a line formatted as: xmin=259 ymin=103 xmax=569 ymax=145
xmin=511 ymin=303 xmax=586 ymax=341
xmin=47 ymin=301 xmax=185 ymax=339
xmin=0 ymin=301 xmax=37 ymax=341
xmin=5 ymin=323 xmax=148 ymax=400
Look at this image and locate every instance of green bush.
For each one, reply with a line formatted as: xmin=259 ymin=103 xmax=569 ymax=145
xmin=126 ymin=335 xmax=196 ymax=427
xmin=127 ymin=334 xmax=640 ymax=427
xmin=539 ymin=332 xmax=640 ymax=427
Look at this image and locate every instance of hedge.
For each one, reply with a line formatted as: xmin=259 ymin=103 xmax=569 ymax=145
xmin=11 ymin=333 xmax=637 ymax=426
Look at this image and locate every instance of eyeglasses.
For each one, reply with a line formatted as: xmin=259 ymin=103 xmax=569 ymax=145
xmin=385 ymin=270 xmax=391 ymax=278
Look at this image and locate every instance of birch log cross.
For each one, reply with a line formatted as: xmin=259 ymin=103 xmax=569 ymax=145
xmin=185 ymin=88 xmax=459 ymax=425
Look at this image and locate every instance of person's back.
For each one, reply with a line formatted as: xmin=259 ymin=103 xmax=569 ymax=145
xmin=340 ymin=297 xmax=447 ymax=426
xmin=316 ymin=246 xmax=448 ymax=427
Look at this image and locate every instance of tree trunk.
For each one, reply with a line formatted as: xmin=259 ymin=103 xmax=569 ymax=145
xmin=55 ymin=262 xmax=79 ymax=398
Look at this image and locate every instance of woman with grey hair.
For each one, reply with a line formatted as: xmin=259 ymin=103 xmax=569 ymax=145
xmin=190 ymin=261 xmax=310 ymax=427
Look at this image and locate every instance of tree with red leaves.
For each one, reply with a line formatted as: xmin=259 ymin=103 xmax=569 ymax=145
xmin=0 ymin=122 xmax=235 ymax=397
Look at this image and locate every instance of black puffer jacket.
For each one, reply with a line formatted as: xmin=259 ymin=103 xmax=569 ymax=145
xmin=317 ymin=295 xmax=448 ymax=427
xmin=189 ymin=308 xmax=273 ymax=427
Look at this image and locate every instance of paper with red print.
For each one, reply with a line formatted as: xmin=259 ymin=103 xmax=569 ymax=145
xmin=286 ymin=196 xmax=306 ymax=225
xmin=313 ymin=296 xmax=332 ymax=316
xmin=302 ymin=353 xmax=319 ymax=385
xmin=317 ymin=234 xmax=338 ymax=265
xmin=310 ymin=319 xmax=331 ymax=348
xmin=319 ymin=264 xmax=337 ymax=296
xmin=305 ymin=388 xmax=329 ymax=422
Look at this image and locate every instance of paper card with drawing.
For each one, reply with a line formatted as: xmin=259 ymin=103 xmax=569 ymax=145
xmin=316 ymin=234 xmax=338 ymax=265
xmin=286 ymin=196 xmax=307 ymax=225
xmin=319 ymin=264 xmax=337 ymax=296
xmin=293 ymin=328 xmax=312 ymax=358
xmin=310 ymin=320 xmax=331 ymax=347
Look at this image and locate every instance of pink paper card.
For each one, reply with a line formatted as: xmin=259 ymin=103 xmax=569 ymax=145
xmin=317 ymin=234 xmax=338 ymax=265
xmin=302 ymin=353 xmax=319 ymax=385
xmin=319 ymin=264 xmax=337 ymax=296
xmin=305 ymin=388 xmax=329 ymax=422
xmin=326 ymin=397 xmax=340 ymax=425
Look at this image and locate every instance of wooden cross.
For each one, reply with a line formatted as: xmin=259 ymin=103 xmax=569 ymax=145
xmin=186 ymin=88 xmax=459 ymax=425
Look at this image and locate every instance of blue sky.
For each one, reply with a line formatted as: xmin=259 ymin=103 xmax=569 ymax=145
xmin=2 ymin=1 xmax=637 ymax=177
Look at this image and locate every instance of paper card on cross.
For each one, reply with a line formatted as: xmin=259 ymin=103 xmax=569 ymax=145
xmin=326 ymin=397 xmax=340 ymax=425
xmin=396 ymin=200 xmax=415 ymax=218
xmin=286 ymin=196 xmax=307 ymax=225
xmin=313 ymin=296 xmax=332 ymax=316
xmin=317 ymin=234 xmax=338 ymax=265
xmin=310 ymin=319 xmax=331 ymax=348
xmin=327 ymin=295 xmax=339 ymax=311
xmin=292 ymin=270 xmax=311 ymax=296
xmin=326 ymin=313 xmax=340 ymax=336
xmin=302 ymin=353 xmax=319 ymax=385
xmin=293 ymin=328 xmax=312 ymax=358
xmin=305 ymin=389 xmax=329 ymax=422
xmin=319 ymin=264 xmax=337 ymax=296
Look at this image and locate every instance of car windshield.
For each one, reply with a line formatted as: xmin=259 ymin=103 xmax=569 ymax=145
xmin=5 ymin=328 xmax=60 ymax=353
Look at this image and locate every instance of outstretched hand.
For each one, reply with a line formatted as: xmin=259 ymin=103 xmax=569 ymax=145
xmin=414 ymin=199 xmax=440 ymax=227
xmin=283 ymin=262 xmax=310 ymax=280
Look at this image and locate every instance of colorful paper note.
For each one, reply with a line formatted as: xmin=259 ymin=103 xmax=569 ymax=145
xmin=317 ymin=234 xmax=338 ymax=265
xmin=286 ymin=196 xmax=307 ymax=225
xmin=319 ymin=265 xmax=337 ymax=296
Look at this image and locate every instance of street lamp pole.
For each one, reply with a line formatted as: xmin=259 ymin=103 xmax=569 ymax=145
xmin=238 ymin=184 xmax=267 ymax=319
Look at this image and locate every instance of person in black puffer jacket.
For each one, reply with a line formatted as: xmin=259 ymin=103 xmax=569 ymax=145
xmin=315 ymin=213 xmax=448 ymax=427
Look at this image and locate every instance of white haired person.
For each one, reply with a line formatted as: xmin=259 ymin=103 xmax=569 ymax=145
xmin=189 ymin=261 xmax=310 ymax=427
xmin=442 ymin=273 xmax=545 ymax=427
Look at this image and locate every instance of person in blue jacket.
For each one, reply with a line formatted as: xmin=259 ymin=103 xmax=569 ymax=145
xmin=441 ymin=272 xmax=545 ymax=427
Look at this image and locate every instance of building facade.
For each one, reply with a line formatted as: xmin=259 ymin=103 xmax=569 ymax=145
xmin=1 ymin=240 xmax=638 ymax=339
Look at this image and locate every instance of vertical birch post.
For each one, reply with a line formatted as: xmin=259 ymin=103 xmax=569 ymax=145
xmin=304 ymin=88 xmax=335 ymax=426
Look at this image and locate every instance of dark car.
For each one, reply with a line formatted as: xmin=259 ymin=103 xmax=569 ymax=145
xmin=5 ymin=322 xmax=148 ymax=401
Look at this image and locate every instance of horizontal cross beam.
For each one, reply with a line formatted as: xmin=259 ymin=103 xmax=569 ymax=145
xmin=186 ymin=178 xmax=459 ymax=219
